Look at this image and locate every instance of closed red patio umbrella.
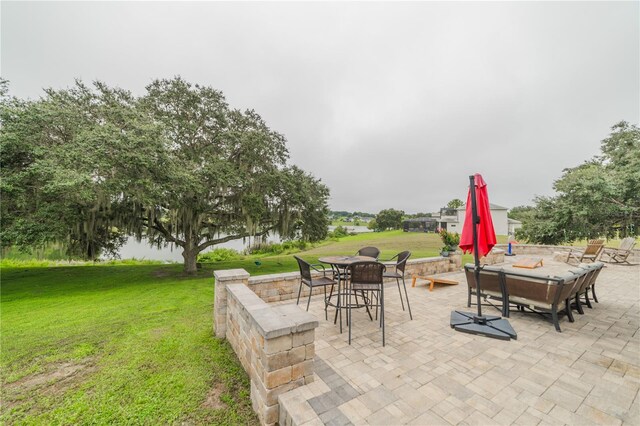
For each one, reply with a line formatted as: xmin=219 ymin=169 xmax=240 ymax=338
xmin=459 ymin=174 xmax=496 ymax=258
xmin=450 ymin=174 xmax=516 ymax=341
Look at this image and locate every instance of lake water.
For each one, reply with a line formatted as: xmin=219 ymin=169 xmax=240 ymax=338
xmin=115 ymin=225 xmax=372 ymax=261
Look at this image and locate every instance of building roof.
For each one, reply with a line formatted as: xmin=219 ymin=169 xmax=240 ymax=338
xmin=508 ymin=218 xmax=522 ymax=224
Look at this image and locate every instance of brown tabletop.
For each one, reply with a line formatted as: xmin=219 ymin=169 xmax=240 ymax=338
xmin=318 ymin=255 xmax=376 ymax=267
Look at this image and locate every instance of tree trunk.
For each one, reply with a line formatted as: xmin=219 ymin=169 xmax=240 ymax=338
xmin=181 ymin=231 xmax=200 ymax=275
xmin=183 ymin=248 xmax=198 ymax=275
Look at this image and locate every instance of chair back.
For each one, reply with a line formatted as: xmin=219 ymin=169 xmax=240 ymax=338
xmin=294 ymin=256 xmax=312 ymax=281
xmin=503 ymin=270 xmax=574 ymax=307
xmin=620 ymin=237 xmax=636 ymax=251
xmin=464 ymin=264 xmax=503 ymax=295
xmin=586 ymin=262 xmax=604 ymax=287
xmin=357 ymin=246 xmax=380 ymax=260
xmin=584 ymin=241 xmax=605 ymax=256
xmin=395 ymin=251 xmax=412 ymax=274
xmin=572 ymin=265 xmax=596 ymax=295
xmin=349 ymin=261 xmax=385 ymax=285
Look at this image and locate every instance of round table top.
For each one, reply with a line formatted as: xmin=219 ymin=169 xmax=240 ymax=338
xmin=318 ymin=255 xmax=376 ymax=266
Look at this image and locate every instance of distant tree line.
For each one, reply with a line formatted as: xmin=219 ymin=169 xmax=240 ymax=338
xmin=513 ymin=121 xmax=639 ymax=244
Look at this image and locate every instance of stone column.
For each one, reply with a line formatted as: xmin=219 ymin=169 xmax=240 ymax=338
xmin=449 ymin=253 xmax=462 ymax=271
xmin=213 ymin=268 xmax=249 ymax=338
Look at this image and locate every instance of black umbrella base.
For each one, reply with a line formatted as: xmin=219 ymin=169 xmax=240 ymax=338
xmin=450 ymin=311 xmax=517 ymax=341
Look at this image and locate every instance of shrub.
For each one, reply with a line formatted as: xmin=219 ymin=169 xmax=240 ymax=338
xmin=246 ymin=240 xmax=308 ymax=255
xmin=329 ymin=225 xmax=349 ymax=238
xmin=198 ymin=248 xmax=240 ymax=262
xmin=439 ymin=229 xmax=460 ymax=252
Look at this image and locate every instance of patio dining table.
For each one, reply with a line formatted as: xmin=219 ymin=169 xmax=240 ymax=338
xmin=318 ymin=255 xmax=376 ymax=332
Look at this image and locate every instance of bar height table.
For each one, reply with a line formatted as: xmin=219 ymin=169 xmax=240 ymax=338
xmin=318 ymin=255 xmax=375 ymax=333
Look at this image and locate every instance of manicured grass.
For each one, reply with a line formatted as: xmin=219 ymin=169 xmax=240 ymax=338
xmin=203 ymin=230 xmax=502 ymax=275
xmin=0 ymin=264 xmax=257 ymax=425
xmin=569 ymin=237 xmax=640 ymax=248
xmin=330 ymin=219 xmax=370 ymax=227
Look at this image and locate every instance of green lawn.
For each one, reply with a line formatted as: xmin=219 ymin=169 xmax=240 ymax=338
xmin=330 ymin=219 xmax=370 ymax=227
xmin=203 ymin=230 xmax=496 ymax=274
xmin=0 ymin=264 xmax=257 ymax=425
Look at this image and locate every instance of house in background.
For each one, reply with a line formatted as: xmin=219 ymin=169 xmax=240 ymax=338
xmin=402 ymin=217 xmax=438 ymax=233
xmin=508 ymin=218 xmax=523 ymax=235
xmin=433 ymin=204 xmax=517 ymax=236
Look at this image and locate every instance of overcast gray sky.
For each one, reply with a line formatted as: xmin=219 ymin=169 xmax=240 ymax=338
xmin=2 ymin=1 xmax=638 ymax=214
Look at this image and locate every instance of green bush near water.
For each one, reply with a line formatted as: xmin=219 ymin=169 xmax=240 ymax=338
xmin=328 ymin=225 xmax=353 ymax=238
xmin=246 ymin=240 xmax=309 ymax=255
xmin=197 ymin=248 xmax=240 ymax=262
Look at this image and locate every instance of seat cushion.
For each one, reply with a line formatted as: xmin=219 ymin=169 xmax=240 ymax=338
xmin=509 ymin=296 xmax=566 ymax=311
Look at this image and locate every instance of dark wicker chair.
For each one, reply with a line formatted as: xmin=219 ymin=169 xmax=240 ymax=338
xmin=294 ymin=256 xmax=337 ymax=318
xmin=347 ymin=261 xmax=386 ymax=346
xmin=331 ymin=246 xmax=381 ymax=282
xmin=356 ymin=246 xmax=380 ymax=259
xmin=383 ymin=251 xmax=412 ymax=320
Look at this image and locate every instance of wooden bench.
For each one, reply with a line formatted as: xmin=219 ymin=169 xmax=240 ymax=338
xmin=412 ymin=275 xmax=459 ymax=292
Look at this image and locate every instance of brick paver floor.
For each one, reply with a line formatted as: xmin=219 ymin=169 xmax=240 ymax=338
xmin=279 ymin=257 xmax=640 ymax=425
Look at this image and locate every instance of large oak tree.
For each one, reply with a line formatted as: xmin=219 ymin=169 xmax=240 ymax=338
xmin=1 ymin=78 xmax=329 ymax=273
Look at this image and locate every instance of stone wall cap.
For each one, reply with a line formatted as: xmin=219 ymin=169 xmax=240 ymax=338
xmin=249 ymin=271 xmax=301 ymax=284
xmin=227 ymin=284 xmax=265 ymax=309
xmin=214 ymin=268 xmax=250 ymax=281
xmin=273 ymin=304 xmax=319 ymax=333
xmin=226 ymin=284 xmax=318 ymax=339
xmin=407 ymin=257 xmax=442 ymax=264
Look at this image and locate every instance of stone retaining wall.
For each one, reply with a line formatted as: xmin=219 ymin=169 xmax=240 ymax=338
xmin=246 ymin=255 xmax=462 ymax=304
xmin=226 ymin=284 xmax=317 ymax=425
xmin=214 ymin=256 xmax=466 ymax=337
xmin=213 ymin=269 xmax=250 ymax=338
xmin=495 ymin=244 xmax=572 ymax=257
xmin=495 ymin=243 xmax=639 ymax=262
xmin=480 ymin=248 xmax=505 ymax=265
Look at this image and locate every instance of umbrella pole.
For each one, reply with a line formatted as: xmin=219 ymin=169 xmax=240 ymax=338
xmin=469 ymin=174 xmax=483 ymax=319
xmin=449 ymin=175 xmax=517 ymax=340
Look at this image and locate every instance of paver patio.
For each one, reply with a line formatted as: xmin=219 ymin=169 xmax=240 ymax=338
xmin=278 ymin=257 xmax=640 ymax=425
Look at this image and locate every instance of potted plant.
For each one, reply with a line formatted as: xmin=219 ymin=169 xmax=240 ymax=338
xmin=439 ymin=229 xmax=460 ymax=257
